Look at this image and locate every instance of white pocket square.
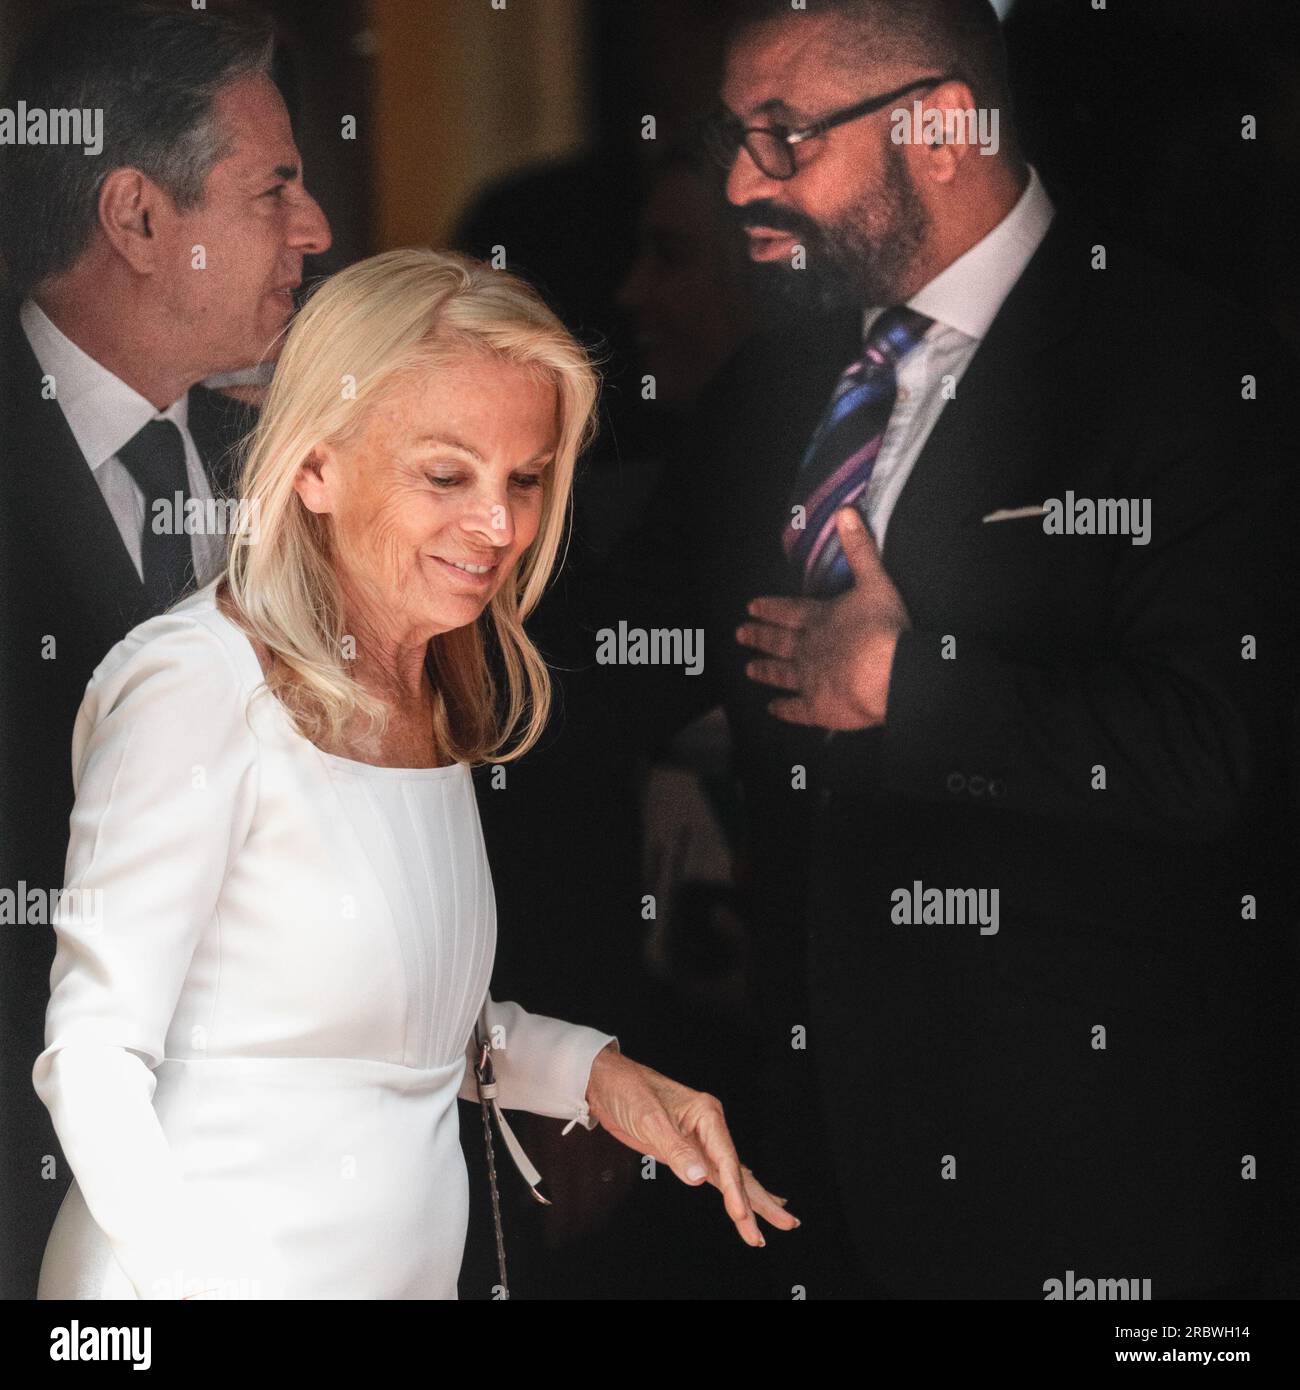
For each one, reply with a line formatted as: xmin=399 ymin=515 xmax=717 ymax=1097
xmin=982 ymin=504 xmax=1047 ymax=524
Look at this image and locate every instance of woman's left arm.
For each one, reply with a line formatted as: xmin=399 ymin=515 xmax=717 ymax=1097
xmin=457 ymin=991 xmax=617 ymax=1132
xmin=458 ymin=993 xmax=798 ymax=1246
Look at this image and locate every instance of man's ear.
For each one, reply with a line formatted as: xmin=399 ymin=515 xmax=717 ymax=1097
xmin=97 ymin=167 xmax=168 ymax=275
xmin=917 ymin=79 xmax=981 ymax=184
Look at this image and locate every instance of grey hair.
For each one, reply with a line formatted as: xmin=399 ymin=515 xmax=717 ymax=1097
xmin=0 ymin=1 xmax=274 ymax=298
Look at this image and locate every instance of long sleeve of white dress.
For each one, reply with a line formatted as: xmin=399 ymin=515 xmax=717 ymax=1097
xmin=457 ymin=993 xmax=619 ymax=1130
xmin=33 ymin=610 xmax=620 ymax=1301
xmin=32 ymin=622 xmax=263 ymax=1300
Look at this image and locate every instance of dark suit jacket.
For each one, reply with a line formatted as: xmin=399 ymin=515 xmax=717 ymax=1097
xmin=575 ymin=208 xmax=1299 ymax=1297
xmin=0 ymin=307 xmax=255 ymax=1297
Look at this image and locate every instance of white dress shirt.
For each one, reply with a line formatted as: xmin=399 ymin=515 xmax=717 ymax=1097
xmin=858 ymin=164 xmax=1056 ymax=548
xmin=19 ymin=298 xmax=226 ymax=588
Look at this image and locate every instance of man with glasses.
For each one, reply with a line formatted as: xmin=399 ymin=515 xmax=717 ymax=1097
xmin=702 ymin=70 xmax=975 ymax=316
xmin=587 ymin=0 xmax=1294 ymax=1298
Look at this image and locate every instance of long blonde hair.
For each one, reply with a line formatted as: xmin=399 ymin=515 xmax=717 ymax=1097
xmin=223 ymin=247 xmax=599 ymax=765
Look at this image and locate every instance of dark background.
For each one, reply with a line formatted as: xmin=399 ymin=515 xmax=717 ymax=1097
xmin=1 ymin=0 xmax=1296 ymax=1301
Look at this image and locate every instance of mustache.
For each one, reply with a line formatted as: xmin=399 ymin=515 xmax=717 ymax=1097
xmin=731 ymin=202 xmax=821 ymax=239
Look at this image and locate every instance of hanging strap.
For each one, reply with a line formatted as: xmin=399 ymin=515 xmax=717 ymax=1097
xmin=473 ymin=1011 xmax=551 ymax=1203
xmin=472 ymin=1003 xmax=551 ymax=1299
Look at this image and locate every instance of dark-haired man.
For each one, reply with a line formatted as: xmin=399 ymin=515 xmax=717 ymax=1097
xmin=588 ymin=0 xmax=1296 ymax=1297
xmin=0 ymin=1 xmax=330 ymax=1296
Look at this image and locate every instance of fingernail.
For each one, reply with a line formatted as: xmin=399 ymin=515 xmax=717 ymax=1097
xmin=686 ymin=1163 xmax=707 ymax=1182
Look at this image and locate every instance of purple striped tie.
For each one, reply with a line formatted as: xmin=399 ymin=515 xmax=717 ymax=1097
xmin=783 ymin=306 xmax=933 ymax=596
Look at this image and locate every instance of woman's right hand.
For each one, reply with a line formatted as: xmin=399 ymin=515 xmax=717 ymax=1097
xmin=584 ymin=1044 xmax=799 ymax=1247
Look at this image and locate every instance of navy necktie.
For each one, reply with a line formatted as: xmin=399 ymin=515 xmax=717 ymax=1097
xmin=783 ymin=306 xmax=933 ymax=596
xmin=116 ymin=418 xmax=196 ymax=611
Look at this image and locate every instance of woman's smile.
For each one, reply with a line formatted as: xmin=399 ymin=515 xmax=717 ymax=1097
xmin=425 ymin=551 xmax=501 ymax=589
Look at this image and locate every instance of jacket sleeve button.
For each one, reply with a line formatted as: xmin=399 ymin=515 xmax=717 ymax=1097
xmin=946 ymin=772 xmax=966 ymax=794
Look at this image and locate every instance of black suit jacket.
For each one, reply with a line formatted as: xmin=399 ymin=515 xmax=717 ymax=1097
xmin=0 ymin=309 xmax=254 ymax=885
xmin=0 ymin=307 xmax=255 ymax=1296
xmin=576 ymin=208 xmax=1299 ymax=1296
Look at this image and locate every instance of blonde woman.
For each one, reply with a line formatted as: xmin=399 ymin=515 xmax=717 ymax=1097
xmin=32 ymin=249 xmax=796 ymax=1300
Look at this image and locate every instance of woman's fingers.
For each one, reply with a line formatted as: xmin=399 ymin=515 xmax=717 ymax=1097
xmin=659 ymin=1129 xmax=712 ymax=1188
xmin=592 ymin=1058 xmax=798 ymax=1248
xmin=692 ymin=1101 xmax=767 ymax=1245
xmin=742 ymin=1168 xmax=800 ymax=1231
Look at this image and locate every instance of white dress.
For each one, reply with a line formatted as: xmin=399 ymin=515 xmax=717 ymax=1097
xmin=32 ymin=579 xmax=618 ymax=1300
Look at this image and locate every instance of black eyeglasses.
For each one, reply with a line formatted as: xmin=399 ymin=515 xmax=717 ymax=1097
xmin=702 ymin=74 xmax=960 ymax=181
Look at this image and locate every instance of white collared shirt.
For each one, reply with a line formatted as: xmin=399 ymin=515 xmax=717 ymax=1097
xmin=856 ymin=163 xmax=1056 ymax=547
xmin=19 ymin=298 xmax=225 ymax=587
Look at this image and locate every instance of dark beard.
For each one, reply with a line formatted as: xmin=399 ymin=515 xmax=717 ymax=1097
xmin=741 ymin=141 xmax=930 ymax=325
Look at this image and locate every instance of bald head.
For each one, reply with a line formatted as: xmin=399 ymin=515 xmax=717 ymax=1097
xmin=718 ymin=0 xmax=1028 ymax=314
xmin=737 ymin=0 xmax=1021 ymax=167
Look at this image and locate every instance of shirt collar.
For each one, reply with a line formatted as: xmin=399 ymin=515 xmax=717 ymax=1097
xmin=865 ymin=163 xmax=1056 ymax=345
xmin=19 ymin=297 xmax=190 ymax=471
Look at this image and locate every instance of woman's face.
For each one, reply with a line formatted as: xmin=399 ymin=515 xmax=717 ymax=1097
xmin=295 ymin=353 xmax=560 ymax=641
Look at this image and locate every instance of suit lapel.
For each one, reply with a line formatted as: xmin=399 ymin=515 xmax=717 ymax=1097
xmin=188 ymin=382 xmax=256 ymax=500
xmin=1 ymin=312 xmax=152 ymax=638
xmin=740 ymin=309 xmax=864 ymax=595
xmin=721 ymin=310 xmax=861 ymax=771
xmin=881 ymin=212 xmax=1088 ymax=606
xmin=1 ymin=317 xmax=260 ymax=648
